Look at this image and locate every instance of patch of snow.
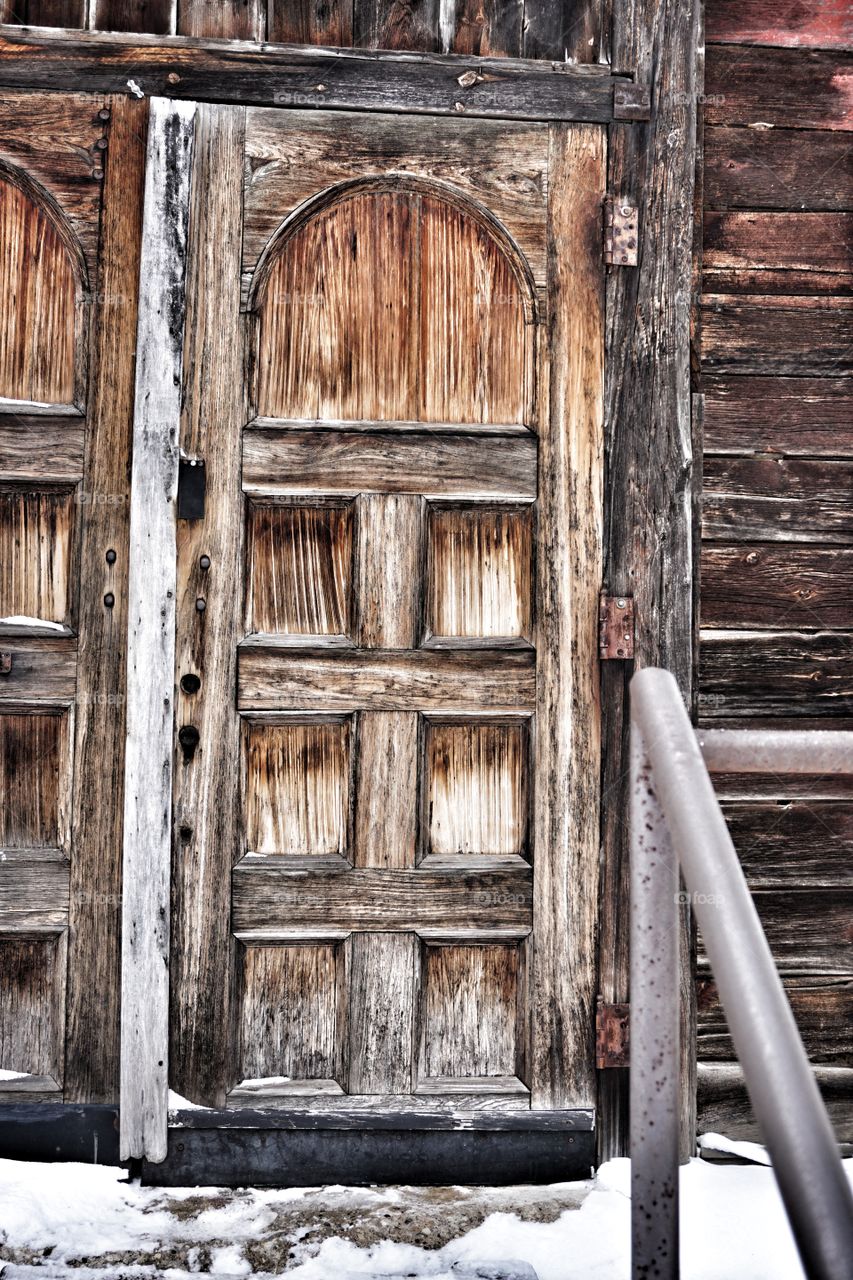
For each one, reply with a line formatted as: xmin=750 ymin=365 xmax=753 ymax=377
xmin=168 ymin=1089 xmax=211 ymax=1111
xmin=698 ymin=1132 xmax=772 ymax=1166
xmin=0 ymin=1069 xmax=31 ymax=1081
xmin=210 ymin=1244 xmax=252 ymax=1275
xmin=234 ymin=1075 xmax=294 ymax=1087
xmin=0 ymin=616 xmax=67 ymax=630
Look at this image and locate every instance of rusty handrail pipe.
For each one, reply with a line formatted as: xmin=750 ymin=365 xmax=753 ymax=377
xmin=629 ymin=668 xmax=853 ymax=1280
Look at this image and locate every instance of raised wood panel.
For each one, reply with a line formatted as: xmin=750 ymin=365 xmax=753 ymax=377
xmin=702 ymin=457 xmax=853 ymax=544
xmin=425 ymin=719 xmax=529 ymax=857
xmin=243 ymin=427 xmax=537 ymax=499
xmin=701 ymin=546 xmax=853 ymax=630
xmin=243 ymin=719 xmax=351 ymax=856
xmin=254 ymin=185 xmax=531 ymax=425
xmin=0 ymin=176 xmax=78 ymax=405
xmin=356 ymin=494 xmax=422 ymax=648
xmin=0 ymin=934 xmax=65 ymax=1080
xmin=0 ymin=488 xmax=74 ymax=628
xmin=0 ymin=849 xmax=70 ymax=932
xmin=705 ymin=46 xmax=853 ymax=131
xmin=721 ymin=802 xmax=853 ymax=888
xmin=419 ymin=943 xmax=521 ymax=1080
xmin=0 ymin=410 xmax=85 ymax=483
xmin=0 ymin=636 xmax=76 ymax=703
xmin=238 ymin=646 xmax=536 ymax=712
xmin=232 ymin=862 xmax=531 ymax=934
xmin=699 ymin=631 xmax=853 ymax=720
xmin=705 ymin=0 xmax=852 ymax=49
xmin=353 ymin=711 xmax=418 ymax=868
xmin=703 ymin=376 xmax=853 ymax=457
xmin=245 ymin=502 xmax=353 ymax=638
xmin=347 ymin=931 xmax=415 ymax=1094
xmin=238 ymin=942 xmax=342 ymax=1084
xmin=426 ymin=505 xmax=533 ymax=641
xmin=698 ymin=976 xmax=853 ymax=1064
xmin=702 ymin=296 xmax=852 ymax=375
xmin=0 ymin=711 xmax=67 ymax=850
xmin=704 ymin=127 xmax=852 ymax=211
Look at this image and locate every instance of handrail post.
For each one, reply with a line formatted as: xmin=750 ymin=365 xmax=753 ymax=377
xmin=630 ymin=727 xmax=680 ymax=1280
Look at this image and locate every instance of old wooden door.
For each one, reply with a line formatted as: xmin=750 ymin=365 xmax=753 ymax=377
xmin=122 ymin=99 xmax=605 ymax=1159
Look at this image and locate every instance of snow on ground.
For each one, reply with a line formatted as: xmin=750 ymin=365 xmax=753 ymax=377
xmin=1 ymin=1143 xmax=850 ymax=1279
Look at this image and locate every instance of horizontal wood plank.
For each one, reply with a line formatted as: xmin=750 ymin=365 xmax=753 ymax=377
xmin=712 ymin=773 xmax=853 ymax=802
xmin=238 ymin=646 xmax=536 ymax=711
xmin=0 ymin=30 xmax=623 ymax=123
xmin=720 ymin=802 xmax=853 ymax=888
xmin=702 ymin=457 xmax=853 ymax=543
xmin=698 ymin=889 xmax=853 ymax=973
xmin=698 ymin=975 xmax=853 ymax=1063
xmin=705 ymin=46 xmax=853 ymax=131
xmin=0 ymin=636 xmax=76 ymax=703
xmin=702 ymin=295 xmax=852 ymax=375
xmin=701 ymin=546 xmax=853 ymax=630
xmin=697 ymin=1062 xmax=853 ymax=1142
xmin=705 ymin=0 xmax=853 ymax=50
xmin=703 ymin=376 xmax=853 ymax=457
xmin=0 ymin=413 xmax=85 ymax=481
xmin=705 ymin=127 xmax=852 ymax=211
xmin=232 ymin=860 xmax=532 ymax=933
xmin=243 ymin=428 xmax=537 ymax=498
xmin=0 ymin=850 xmax=69 ymax=931
xmin=699 ymin=630 xmax=853 ymax=719
xmin=703 ymin=212 xmax=852 ymax=296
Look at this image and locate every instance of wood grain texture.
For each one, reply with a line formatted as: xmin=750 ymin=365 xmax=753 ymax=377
xmin=0 ymin=177 xmax=78 ymax=405
xmin=523 ymin=0 xmax=606 ymax=62
xmin=425 ymin=719 xmax=529 ymax=856
xmin=0 ymin=934 xmax=65 ymax=1081
xmin=704 ymin=127 xmax=852 ymax=211
xmin=705 ymin=46 xmax=853 ymax=131
xmin=178 ymin=0 xmax=262 ymax=39
xmin=91 ymin=0 xmax=175 ymax=33
xmin=0 ymin=849 xmax=70 ymax=932
xmin=701 ymin=546 xmax=853 ymax=630
xmin=702 ymin=295 xmax=852 ymax=375
xmin=243 ymin=428 xmax=538 ymax=499
xmin=703 ymin=212 xmax=853 ymax=296
xmin=703 ymin=376 xmax=853 ymax=457
xmin=426 ymin=505 xmax=533 ymax=641
xmin=705 ymin=0 xmax=852 ymax=49
xmin=269 ymin=0 xmax=353 ymax=45
xmin=353 ymin=711 xmax=418 ymax=868
xmin=698 ymin=975 xmax=853 ymax=1063
xmin=357 ymin=495 xmax=423 ymax=648
xmin=533 ymin=124 xmax=604 ymax=1111
xmin=353 ymin=0 xmax=441 ymax=51
xmin=254 ymin=185 xmax=531 ymax=425
xmin=244 ymin=720 xmax=351 ymax=856
xmin=0 ymin=711 xmax=67 ymax=850
xmin=697 ymin=1062 xmax=853 ymax=1143
xmin=246 ymin=502 xmax=354 ymax=638
xmin=0 ymin=0 xmax=85 ymax=23
xmin=0 ymin=410 xmax=84 ymax=483
xmin=702 ymin=457 xmax=853 ymax=544
xmin=239 ymin=646 xmax=536 ymax=712
xmin=419 ymin=943 xmax=520 ymax=1080
xmin=720 ymin=802 xmax=853 ymax=888
xmin=699 ymin=890 xmax=853 ymax=973
xmin=451 ymin=0 xmax=522 ymax=56
xmin=232 ymin=861 xmax=532 ymax=933
xmin=348 ymin=932 xmax=416 ymax=1093
xmin=120 ymin=98 xmax=195 ymax=1164
xmin=64 ymin=94 xmax=146 ymax=1105
xmin=0 ymin=636 xmax=76 ymax=703
xmin=238 ymin=943 xmax=342 ymax=1084
xmin=0 ymin=488 xmax=74 ymax=627
xmin=169 ymin=104 xmax=246 ymax=1109
xmin=699 ymin=631 xmax=853 ymax=720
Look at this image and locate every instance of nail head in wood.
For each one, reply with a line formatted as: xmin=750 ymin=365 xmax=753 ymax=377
xmin=0 ymin=652 xmax=11 ymax=675
xmin=603 ymin=196 xmax=639 ymax=267
xmin=596 ymin=999 xmax=630 ymax=1069
xmin=599 ymin=592 xmax=635 ymax=660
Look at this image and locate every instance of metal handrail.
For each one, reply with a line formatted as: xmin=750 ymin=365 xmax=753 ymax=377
xmin=629 ymin=668 xmax=853 ymax=1280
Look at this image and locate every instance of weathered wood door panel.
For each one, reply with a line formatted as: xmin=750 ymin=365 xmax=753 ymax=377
xmin=122 ymin=100 xmax=605 ymax=1154
xmin=0 ymin=90 xmax=145 ymax=1103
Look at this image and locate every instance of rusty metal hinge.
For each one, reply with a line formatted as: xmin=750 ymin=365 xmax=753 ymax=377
xmin=603 ymin=196 xmax=639 ymax=267
xmin=596 ymin=999 xmax=630 ymax=1069
xmin=0 ymin=652 xmax=11 ymax=676
xmin=613 ymin=82 xmax=651 ymax=121
xmin=599 ymin=592 xmax=634 ymax=660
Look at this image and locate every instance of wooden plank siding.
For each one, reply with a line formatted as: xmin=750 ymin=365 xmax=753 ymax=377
xmin=698 ymin=0 xmax=853 ymax=1132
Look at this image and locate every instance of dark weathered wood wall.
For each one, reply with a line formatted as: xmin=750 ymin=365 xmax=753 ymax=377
xmin=697 ymin=0 xmax=853 ymax=1139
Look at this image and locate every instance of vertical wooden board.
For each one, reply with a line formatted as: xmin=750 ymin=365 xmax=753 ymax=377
xmin=255 ymin=212 xmax=326 ymax=420
xmin=178 ymin=0 xmax=263 ymax=39
xmin=0 ymin=711 xmax=64 ymax=849
xmin=533 ymin=124 xmax=604 ymax=1110
xmin=419 ymin=943 xmax=519 ymax=1079
xmin=418 ymin=193 xmax=529 ymax=425
xmin=244 ymin=720 xmax=351 ymax=856
xmin=347 ymin=932 xmax=415 ymax=1093
xmin=523 ymin=0 xmax=606 ymax=62
xmin=170 ymin=103 xmax=247 ymax=1108
xmin=91 ymin=1 xmax=176 ymax=33
xmin=0 ymin=488 xmax=74 ymax=626
xmin=0 ymin=176 xmax=78 ymax=405
xmin=354 ymin=711 xmax=418 ymax=868
xmin=353 ymin=0 xmax=441 ymax=51
xmin=0 ymin=1 xmax=85 ymax=24
xmin=451 ymin=0 xmax=523 ymax=55
xmin=65 ymin=94 xmax=146 ymax=1106
xmin=246 ymin=502 xmax=354 ymax=638
xmin=425 ymin=719 xmax=529 ymax=857
xmin=356 ymin=494 xmax=423 ymax=648
xmin=426 ymin=504 xmax=533 ymax=641
xmin=269 ymin=0 xmax=353 ymax=45
xmin=238 ymin=943 xmax=340 ymax=1082
xmin=0 ymin=934 xmax=65 ymax=1080
xmin=120 ymin=97 xmax=195 ymax=1164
